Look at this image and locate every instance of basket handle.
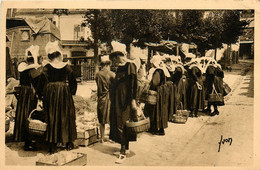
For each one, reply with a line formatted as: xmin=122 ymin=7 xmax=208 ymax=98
xmin=178 ymin=102 xmax=183 ymax=110
xmin=28 ymin=109 xmax=38 ymax=120
xmin=211 ymin=84 xmax=220 ymax=97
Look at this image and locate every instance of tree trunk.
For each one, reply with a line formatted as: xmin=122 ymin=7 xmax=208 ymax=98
xmin=126 ymin=43 xmax=131 ymax=58
xmin=229 ymin=44 xmax=232 ymax=66
xmin=147 ymin=47 xmax=152 ymax=71
xmin=236 ymin=51 xmax=239 ymax=64
xmin=214 ymin=48 xmax=217 ymax=60
xmin=176 ymin=44 xmax=179 ymax=56
xmin=93 ymin=12 xmax=99 ymax=79
xmin=94 ymin=38 xmax=99 ymax=75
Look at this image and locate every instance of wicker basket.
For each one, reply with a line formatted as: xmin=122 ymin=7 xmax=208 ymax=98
xmin=28 ymin=109 xmax=47 ymax=135
xmin=208 ymin=84 xmax=224 ymax=105
xmin=126 ymin=117 xmax=150 ymax=134
xmin=172 ymin=103 xmax=190 ymax=124
xmin=139 ymin=90 xmax=157 ymax=105
xmin=5 ymin=119 xmax=10 ymax=132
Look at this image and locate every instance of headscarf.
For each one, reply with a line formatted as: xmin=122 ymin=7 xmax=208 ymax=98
xmin=149 ymin=55 xmax=171 ymax=78
xmin=45 ymin=41 xmax=68 ymax=69
xmin=18 ymin=45 xmax=40 ymax=72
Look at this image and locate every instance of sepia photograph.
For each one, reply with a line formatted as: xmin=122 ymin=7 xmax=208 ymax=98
xmin=1 ymin=2 xmax=259 ymax=168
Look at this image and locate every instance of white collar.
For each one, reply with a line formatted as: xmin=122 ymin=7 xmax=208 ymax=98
xmin=49 ymin=61 xmax=68 ymax=69
xmin=18 ymin=62 xmax=40 ymax=72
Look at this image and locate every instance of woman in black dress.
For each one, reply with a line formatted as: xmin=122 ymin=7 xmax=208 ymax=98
xmin=186 ymin=59 xmax=205 ymax=117
xmin=109 ymin=41 xmax=138 ymax=164
xmin=144 ymin=55 xmax=171 ymax=135
xmin=38 ymin=41 xmax=77 ymax=154
xmin=204 ymin=61 xmax=224 ymax=116
xmin=14 ymin=47 xmax=41 ymax=151
xmin=170 ymin=57 xmax=187 ymax=110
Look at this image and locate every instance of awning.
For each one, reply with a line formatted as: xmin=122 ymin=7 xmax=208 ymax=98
xmin=239 ymin=41 xmax=253 ymax=44
xmin=6 ymin=17 xmax=61 ymax=40
xmin=25 ymin=16 xmax=61 ymax=40
xmin=144 ymin=40 xmax=179 ymax=55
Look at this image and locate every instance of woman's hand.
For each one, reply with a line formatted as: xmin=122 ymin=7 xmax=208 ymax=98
xmin=131 ymin=99 xmax=137 ymax=110
xmin=196 ymin=82 xmax=202 ymax=90
xmin=131 ymin=99 xmax=138 ymax=122
xmin=36 ymin=99 xmax=43 ymax=111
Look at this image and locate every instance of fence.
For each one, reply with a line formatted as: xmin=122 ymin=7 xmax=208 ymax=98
xmin=81 ymin=60 xmax=96 ymax=81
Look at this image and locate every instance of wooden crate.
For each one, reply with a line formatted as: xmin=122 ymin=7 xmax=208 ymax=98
xmin=74 ymin=128 xmax=98 ymax=147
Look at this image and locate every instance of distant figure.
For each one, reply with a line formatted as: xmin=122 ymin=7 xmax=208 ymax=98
xmin=95 ymin=55 xmax=115 ymax=143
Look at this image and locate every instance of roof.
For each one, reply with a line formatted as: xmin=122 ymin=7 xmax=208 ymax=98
xmin=6 ymin=17 xmax=61 ymax=40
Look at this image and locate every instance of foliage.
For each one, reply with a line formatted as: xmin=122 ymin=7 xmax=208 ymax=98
xmin=82 ymin=9 xmax=250 ymax=55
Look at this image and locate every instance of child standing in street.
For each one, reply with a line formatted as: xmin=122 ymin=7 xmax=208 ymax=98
xmin=95 ymin=55 xmax=115 ymax=143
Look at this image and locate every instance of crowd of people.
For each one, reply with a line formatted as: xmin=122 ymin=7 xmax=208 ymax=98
xmin=11 ymin=40 xmax=226 ymax=164
xmin=96 ymin=41 xmax=226 ymax=163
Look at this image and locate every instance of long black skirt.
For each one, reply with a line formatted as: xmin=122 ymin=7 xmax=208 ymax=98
xmin=14 ymin=85 xmax=37 ymax=142
xmin=43 ymin=82 xmax=77 ymax=144
xmin=187 ymin=79 xmax=205 ymax=111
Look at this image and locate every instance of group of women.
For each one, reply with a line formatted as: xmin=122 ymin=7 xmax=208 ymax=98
xmin=14 ymin=41 xmax=77 ymax=154
xmin=13 ymin=40 xmax=225 ymax=164
xmin=143 ymin=54 xmax=225 ymax=135
xmin=96 ymin=41 xmax=226 ymax=163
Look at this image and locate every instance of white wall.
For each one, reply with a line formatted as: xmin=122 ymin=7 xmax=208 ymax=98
xmin=130 ymin=44 xmax=148 ymax=59
xmin=54 ymin=15 xmax=92 ymax=41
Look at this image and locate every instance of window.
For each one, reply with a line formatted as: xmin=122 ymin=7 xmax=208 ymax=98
xmin=21 ymin=30 xmax=30 ymax=41
xmin=74 ymin=25 xmax=85 ymax=40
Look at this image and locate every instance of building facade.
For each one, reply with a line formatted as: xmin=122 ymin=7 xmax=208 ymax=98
xmin=239 ymin=10 xmax=254 ymax=59
xmin=9 ymin=8 xmax=95 ymax=80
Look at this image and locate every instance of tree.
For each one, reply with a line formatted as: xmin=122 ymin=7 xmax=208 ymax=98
xmin=82 ymin=9 xmax=177 ymax=49
xmin=221 ymin=10 xmax=249 ymax=45
xmin=82 ymin=9 xmax=250 ymax=64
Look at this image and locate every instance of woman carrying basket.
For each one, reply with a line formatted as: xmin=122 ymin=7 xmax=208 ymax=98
xmin=37 ymin=41 xmax=77 ymax=154
xmin=144 ymin=55 xmax=172 ymax=135
xmin=109 ymin=41 xmax=138 ymax=164
xmin=13 ymin=45 xmax=42 ymax=151
xmin=204 ymin=60 xmax=224 ymax=116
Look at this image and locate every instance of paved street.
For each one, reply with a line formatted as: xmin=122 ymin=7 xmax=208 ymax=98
xmin=5 ymin=60 xmax=254 ymax=167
